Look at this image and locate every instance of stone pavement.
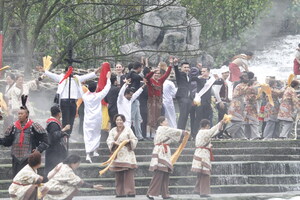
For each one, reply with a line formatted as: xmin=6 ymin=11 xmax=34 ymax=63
xmin=1 ymin=192 xmax=300 ymax=200
xmin=72 ymin=193 xmax=300 ymax=200
xmin=70 ymin=193 xmax=300 ymax=200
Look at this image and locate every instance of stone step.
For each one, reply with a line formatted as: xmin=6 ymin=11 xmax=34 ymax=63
xmin=2 ymin=174 xmax=300 ymax=190
xmin=68 ymin=140 xmax=300 ymax=149
xmin=81 ymin=174 xmax=300 ymax=187
xmin=1 ymin=147 xmax=300 ymax=159
xmin=2 ymin=154 xmax=300 ymax=165
xmin=1 ymin=161 xmax=300 ymax=180
xmin=1 ymin=183 xmax=300 ymax=198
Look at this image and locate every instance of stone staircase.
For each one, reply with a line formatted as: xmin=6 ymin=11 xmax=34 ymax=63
xmin=0 ymin=138 xmax=300 ymax=198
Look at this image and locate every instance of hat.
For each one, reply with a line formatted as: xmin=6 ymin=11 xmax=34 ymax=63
xmin=219 ymin=65 xmax=229 ymax=74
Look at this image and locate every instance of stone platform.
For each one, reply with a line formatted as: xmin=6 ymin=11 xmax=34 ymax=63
xmin=0 ymin=139 xmax=299 ymax=198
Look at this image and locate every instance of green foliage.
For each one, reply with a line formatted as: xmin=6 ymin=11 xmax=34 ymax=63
xmin=180 ymin=0 xmax=270 ymax=65
xmin=2 ymin=0 xmax=174 ymax=71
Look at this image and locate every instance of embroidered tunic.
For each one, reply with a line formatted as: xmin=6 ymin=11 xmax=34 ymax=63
xmin=149 ymin=126 xmax=183 ymax=173
xmin=44 ymin=164 xmax=82 ymax=200
xmin=278 ymin=87 xmax=300 ymax=121
xmin=228 ymin=83 xmax=248 ymax=121
xmin=8 ymin=164 xmax=42 ymax=200
xmin=107 ymin=126 xmax=138 ymax=171
xmin=191 ymin=123 xmax=220 ymax=175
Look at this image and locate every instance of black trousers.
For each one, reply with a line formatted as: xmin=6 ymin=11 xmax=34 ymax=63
xmin=177 ymin=97 xmax=192 ymax=130
xmin=108 ymin=108 xmax=118 ymax=128
xmin=60 ymin=99 xmax=77 ymax=134
xmin=216 ymin=102 xmax=228 ymax=122
xmin=193 ymin=104 xmax=212 ymax=135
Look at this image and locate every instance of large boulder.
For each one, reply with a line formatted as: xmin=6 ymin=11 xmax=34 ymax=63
xmin=120 ymin=4 xmax=214 ymax=67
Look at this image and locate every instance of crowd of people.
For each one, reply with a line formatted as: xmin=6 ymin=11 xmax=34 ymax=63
xmin=0 ymin=48 xmax=300 ymax=199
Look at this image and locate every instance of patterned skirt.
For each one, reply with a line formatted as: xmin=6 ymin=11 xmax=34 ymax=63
xmin=147 ymin=96 xmax=162 ymax=128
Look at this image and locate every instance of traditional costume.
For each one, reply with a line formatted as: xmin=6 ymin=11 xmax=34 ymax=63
xmin=229 ymin=54 xmax=249 ymax=82
xmin=147 ymin=126 xmax=183 ymax=198
xmin=226 ymin=83 xmax=248 ymax=139
xmin=0 ymin=119 xmax=48 ymax=176
xmin=191 ymin=122 xmax=221 ymax=196
xmin=44 ymin=117 xmax=67 ymax=176
xmin=44 ymin=163 xmax=92 ymax=200
xmin=10 ymin=80 xmax=38 ymax=117
xmin=8 ymin=164 xmax=43 ymax=200
xmin=145 ymin=66 xmax=171 ymax=128
xmin=107 ymin=126 xmax=138 ymax=196
xmin=263 ymin=88 xmax=284 ymax=138
xmin=243 ymin=84 xmax=261 ymax=139
xmin=163 ymin=80 xmax=177 ymax=128
xmin=278 ymin=87 xmax=300 ymax=138
xmin=82 ymin=78 xmax=111 ymax=157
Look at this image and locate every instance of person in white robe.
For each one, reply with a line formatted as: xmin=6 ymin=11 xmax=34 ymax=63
xmin=10 ymin=75 xmax=39 ymax=118
xmin=191 ymin=119 xmax=224 ymax=197
xmin=44 ymin=154 xmax=103 ymax=200
xmin=117 ymin=79 xmax=145 ymax=129
xmin=107 ymin=114 xmax=138 ymax=197
xmin=147 ymin=116 xmax=188 ymax=200
xmin=163 ymin=79 xmax=177 ymax=128
xmin=82 ymin=72 xmax=111 ymax=163
xmin=8 ymin=151 xmax=46 ymax=200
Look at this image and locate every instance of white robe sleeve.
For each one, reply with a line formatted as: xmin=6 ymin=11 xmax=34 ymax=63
xmin=117 ymin=84 xmax=127 ymax=105
xmin=77 ymin=72 xmax=97 ymax=82
xmin=45 ymin=70 xmax=62 ymax=83
xmin=131 ymin=86 xmax=143 ymax=102
xmin=96 ymin=79 xmax=111 ymax=100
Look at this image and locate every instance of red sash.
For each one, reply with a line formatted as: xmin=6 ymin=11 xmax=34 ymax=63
xmin=156 ymin=143 xmax=169 ymax=153
xmin=14 ymin=120 xmax=33 ymax=147
xmin=197 ymin=146 xmax=214 ymax=161
xmin=46 ymin=118 xmax=62 ymax=128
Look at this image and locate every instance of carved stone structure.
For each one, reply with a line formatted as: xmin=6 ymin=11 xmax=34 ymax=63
xmin=120 ymin=4 xmax=214 ymax=67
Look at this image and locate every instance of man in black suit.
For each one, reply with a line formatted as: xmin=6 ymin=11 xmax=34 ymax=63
xmin=173 ymin=58 xmax=192 ymax=130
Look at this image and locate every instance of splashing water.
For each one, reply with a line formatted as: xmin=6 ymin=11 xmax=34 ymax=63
xmin=250 ymin=35 xmax=300 ymax=83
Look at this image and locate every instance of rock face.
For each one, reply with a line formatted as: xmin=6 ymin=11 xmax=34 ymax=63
xmin=120 ymin=5 xmax=214 ymax=67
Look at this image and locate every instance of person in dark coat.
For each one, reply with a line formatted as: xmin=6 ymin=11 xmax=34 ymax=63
xmin=44 ymin=105 xmax=70 ymax=176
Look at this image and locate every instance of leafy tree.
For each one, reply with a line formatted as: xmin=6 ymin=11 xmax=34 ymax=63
xmin=179 ymin=0 xmax=270 ymax=65
xmin=1 ymin=0 xmax=176 ymax=74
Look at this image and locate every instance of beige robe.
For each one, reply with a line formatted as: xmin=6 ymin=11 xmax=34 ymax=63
xmin=107 ymin=126 xmax=138 ymax=171
xmin=149 ymin=126 xmax=183 ymax=173
xmin=191 ymin=123 xmax=221 ymax=175
xmin=43 ymin=164 xmax=82 ymax=200
xmin=10 ymin=80 xmax=38 ymax=116
xmin=8 ymin=164 xmax=41 ymax=200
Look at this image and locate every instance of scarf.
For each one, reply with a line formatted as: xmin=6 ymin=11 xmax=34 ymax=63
xmin=46 ymin=117 xmax=62 ymax=128
xmin=59 ymin=67 xmax=73 ymax=84
xmin=15 ymin=119 xmax=33 ymax=147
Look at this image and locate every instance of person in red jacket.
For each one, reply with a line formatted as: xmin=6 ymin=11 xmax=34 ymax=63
xmin=145 ymin=60 xmax=172 ymax=132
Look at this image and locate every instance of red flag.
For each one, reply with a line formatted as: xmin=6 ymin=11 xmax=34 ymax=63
xmin=59 ymin=66 xmax=73 ymax=84
xmin=96 ymin=62 xmax=110 ymax=106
